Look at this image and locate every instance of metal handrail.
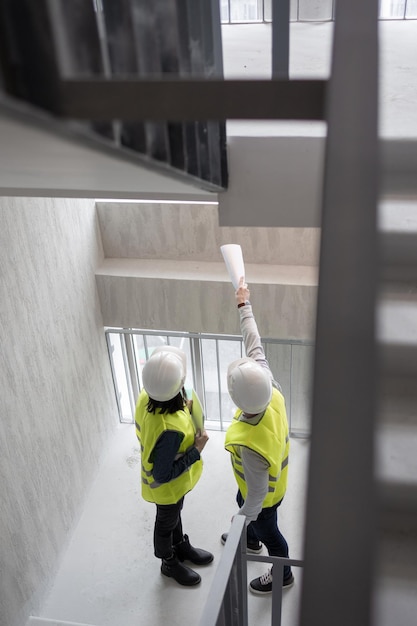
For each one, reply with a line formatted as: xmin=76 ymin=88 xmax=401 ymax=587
xmin=104 ymin=327 xmax=314 ymax=435
xmin=199 ymin=515 xmax=304 ymax=626
xmin=104 ymin=326 xmax=314 ymax=346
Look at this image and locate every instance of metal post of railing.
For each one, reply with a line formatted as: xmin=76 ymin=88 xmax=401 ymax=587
xmin=199 ymin=515 xmax=247 ymax=626
xmin=105 ymin=328 xmax=314 ymax=431
xmin=289 ymin=342 xmax=293 ymax=432
xmin=191 ymin=336 xmax=206 ymax=416
xmin=105 ymin=332 xmax=123 ymax=419
xmin=124 ymin=333 xmax=139 ymax=407
xmin=299 ymin=0 xmax=379 ymax=625
xmin=215 ymin=338 xmax=223 ymax=430
xmin=120 ymin=333 xmax=135 ymax=419
xmin=271 ymin=0 xmax=290 ymax=79
xmin=245 ymin=553 xmax=305 ymax=626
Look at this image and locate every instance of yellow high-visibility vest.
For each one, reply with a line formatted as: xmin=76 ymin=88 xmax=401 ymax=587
xmin=135 ymin=389 xmax=202 ymax=505
xmin=225 ymin=387 xmax=289 ymax=508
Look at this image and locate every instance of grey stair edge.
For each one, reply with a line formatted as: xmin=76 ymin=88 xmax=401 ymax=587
xmin=378 ymin=342 xmax=417 ymax=376
xmin=95 ymin=258 xmax=319 ymax=286
xmin=377 ymin=480 xmax=417 ymax=533
xmin=381 ymin=138 xmax=417 ymax=196
xmin=380 ymin=231 xmax=417 ymax=283
xmin=27 ymin=617 xmax=99 ymax=626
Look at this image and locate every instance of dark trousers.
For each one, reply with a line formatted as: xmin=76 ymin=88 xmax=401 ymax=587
xmin=237 ymin=490 xmax=292 ymax=580
xmin=154 ymin=497 xmax=184 ymax=559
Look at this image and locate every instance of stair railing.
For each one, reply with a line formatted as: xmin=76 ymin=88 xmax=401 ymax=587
xmin=198 ymin=515 xmax=303 ymax=626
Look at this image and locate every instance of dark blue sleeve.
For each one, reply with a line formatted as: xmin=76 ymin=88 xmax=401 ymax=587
xmin=153 ymin=431 xmax=201 ymax=484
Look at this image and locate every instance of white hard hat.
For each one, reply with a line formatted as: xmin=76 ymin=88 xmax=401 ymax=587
xmin=142 ymin=351 xmax=186 ymax=402
xmin=152 ymin=345 xmax=187 ymax=375
xmin=227 ymin=358 xmax=272 ymax=414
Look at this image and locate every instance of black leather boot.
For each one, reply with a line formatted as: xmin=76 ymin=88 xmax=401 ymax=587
xmin=161 ymin=554 xmax=201 ymax=586
xmin=174 ymin=534 xmax=214 ymax=565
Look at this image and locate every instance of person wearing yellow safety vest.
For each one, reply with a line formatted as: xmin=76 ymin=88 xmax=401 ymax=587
xmin=135 ymin=346 xmax=213 ymax=586
xmin=221 ymin=277 xmax=294 ymax=595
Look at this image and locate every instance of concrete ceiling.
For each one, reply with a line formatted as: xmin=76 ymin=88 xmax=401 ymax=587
xmin=0 ymin=19 xmax=416 ymax=199
xmin=223 ymin=20 xmax=417 ymax=139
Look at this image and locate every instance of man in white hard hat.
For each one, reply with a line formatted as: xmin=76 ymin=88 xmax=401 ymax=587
xmin=222 ymin=277 xmax=294 ymax=594
xmin=135 ymin=347 xmax=213 ymax=587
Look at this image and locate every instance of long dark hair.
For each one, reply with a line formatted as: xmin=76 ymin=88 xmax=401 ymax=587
xmin=147 ymin=388 xmax=188 ymax=415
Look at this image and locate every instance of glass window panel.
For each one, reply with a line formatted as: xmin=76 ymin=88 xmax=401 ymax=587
xmin=263 ymin=0 xmax=299 ymax=22
xmin=133 ymin=334 xmax=168 ymax=372
xmin=107 ymin=329 xmax=314 ymax=436
xmin=379 ymin=0 xmax=406 ymax=18
xmin=406 ymin=0 xmax=417 ymax=17
xmin=133 ymin=333 xmax=168 ymax=388
xmin=166 ymin=335 xmax=194 ymax=394
xmin=217 ymin=339 xmax=244 ymax=426
xmin=220 ymin=0 xmax=230 ymax=22
xmin=230 ymin=0 xmax=263 ymax=22
xmin=108 ymin=333 xmax=133 ymax=423
xmin=290 ymin=344 xmax=314 ymax=434
xmin=201 ymin=337 xmax=243 ymax=426
xmin=264 ymin=341 xmax=292 ymax=412
xmin=201 ymin=338 xmax=221 ymax=425
xmin=133 ymin=334 xmax=168 ymax=366
xmin=298 ymin=0 xmax=334 ymax=21
xmin=132 ymin=333 xmax=194 ymax=392
xmin=290 ymin=0 xmax=299 ymax=20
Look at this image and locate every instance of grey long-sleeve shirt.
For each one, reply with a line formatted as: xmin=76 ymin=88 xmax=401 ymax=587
xmin=234 ymin=303 xmax=283 ymax=523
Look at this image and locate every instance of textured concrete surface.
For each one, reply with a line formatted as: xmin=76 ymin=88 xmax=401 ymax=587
xmin=0 ymin=198 xmax=119 ymax=626
xmin=95 ymin=201 xmax=319 ymax=338
xmin=96 ymin=201 xmax=321 ymax=266
xmin=223 ymin=21 xmax=417 ymax=139
xmin=5 ymin=16 xmax=416 ymax=626
xmin=33 ymin=427 xmax=310 ymax=626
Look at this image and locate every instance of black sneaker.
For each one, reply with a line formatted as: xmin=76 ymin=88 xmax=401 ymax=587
xmin=249 ymin=568 xmax=295 ymax=595
xmin=221 ymin=532 xmax=262 ymax=554
xmin=283 ymin=573 xmax=295 ymax=588
xmin=249 ymin=568 xmax=273 ymax=595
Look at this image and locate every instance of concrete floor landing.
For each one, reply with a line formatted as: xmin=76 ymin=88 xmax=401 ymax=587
xmin=29 ymin=427 xmax=310 ymax=626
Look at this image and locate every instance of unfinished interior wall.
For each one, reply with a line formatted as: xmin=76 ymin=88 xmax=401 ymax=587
xmin=95 ymin=201 xmax=320 ymax=339
xmin=0 ymin=197 xmax=118 ymax=626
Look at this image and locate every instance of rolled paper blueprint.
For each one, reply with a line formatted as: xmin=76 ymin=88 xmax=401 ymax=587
xmin=220 ymin=244 xmax=245 ymax=290
xmin=191 ymin=389 xmax=204 ymax=432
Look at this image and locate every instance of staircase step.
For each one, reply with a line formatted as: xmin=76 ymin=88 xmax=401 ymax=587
xmin=376 ymin=422 xmax=417 ymax=484
xmin=378 ymin=342 xmax=417 ymax=379
xmin=375 ymin=341 xmax=417 ymax=484
xmin=374 ymin=482 xmax=417 ymax=626
xmin=381 ymin=139 xmax=417 ymax=197
xmin=378 ymin=481 xmax=417 ymax=533
xmin=380 ymin=230 xmax=417 ymax=285
xmin=27 ymin=617 xmax=98 ymax=626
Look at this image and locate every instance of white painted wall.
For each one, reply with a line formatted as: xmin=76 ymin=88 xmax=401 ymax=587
xmin=0 ymin=198 xmax=119 ymax=626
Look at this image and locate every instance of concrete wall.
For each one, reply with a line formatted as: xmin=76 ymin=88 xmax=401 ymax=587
xmin=0 ymin=198 xmax=119 ymax=626
xmin=97 ymin=201 xmax=321 ymax=265
xmin=218 ymin=136 xmax=325 ymax=228
xmin=95 ymin=202 xmax=320 ymax=339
